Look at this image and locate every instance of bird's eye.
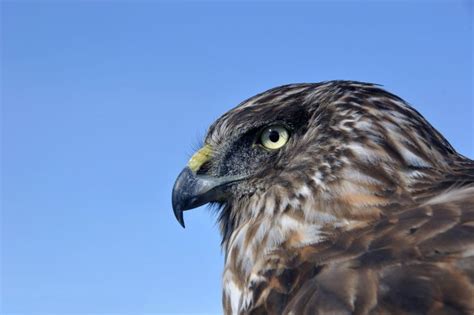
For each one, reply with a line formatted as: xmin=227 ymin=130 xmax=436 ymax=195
xmin=259 ymin=125 xmax=289 ymax=150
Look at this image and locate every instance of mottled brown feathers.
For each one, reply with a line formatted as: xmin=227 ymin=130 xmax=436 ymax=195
xmin=243 ymin=188 xmax=474 ymax=314
xmin=180 ymin=81 xmax=474 ymax=314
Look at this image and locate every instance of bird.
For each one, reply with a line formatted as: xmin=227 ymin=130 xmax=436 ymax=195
xmin=171 ymin=81 xmax=474 ymax=315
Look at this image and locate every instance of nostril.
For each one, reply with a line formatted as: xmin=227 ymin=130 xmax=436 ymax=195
xmin=196 ymin=160 xmax=212 ymax=175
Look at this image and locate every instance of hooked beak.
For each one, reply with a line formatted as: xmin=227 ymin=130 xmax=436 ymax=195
xmin=171 ymin=145 xmax=244 ymax=228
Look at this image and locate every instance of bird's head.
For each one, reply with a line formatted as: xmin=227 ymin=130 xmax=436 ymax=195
xmin=172 ymin=83 xmax=315 ymax=228
xmin=172 ymin=81 xmax=456 ymax=242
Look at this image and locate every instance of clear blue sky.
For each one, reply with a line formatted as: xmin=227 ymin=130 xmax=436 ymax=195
xmin=1 ymin=1 xmax=472 ymax=314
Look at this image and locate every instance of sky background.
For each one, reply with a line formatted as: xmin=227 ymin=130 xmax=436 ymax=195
xmin=1 ymin=1 xmax=473 ymax=314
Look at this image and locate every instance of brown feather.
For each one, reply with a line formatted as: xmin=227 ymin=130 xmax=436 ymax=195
xmin=175 ymin=81 xmax=474 ymax=314
xmin=247 ymin=187 xmax=474 ymax=314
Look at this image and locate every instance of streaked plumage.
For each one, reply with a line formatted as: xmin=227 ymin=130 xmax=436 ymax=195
xmin=172 ymin=81 xmax=474 ymax=314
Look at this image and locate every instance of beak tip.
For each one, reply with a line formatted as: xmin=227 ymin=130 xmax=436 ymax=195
xmin=172 ymin=195 xmax=186 ymax=228
xmin=175 ymin=209 xmax=186 ymax=228
xmin=172 ymin=167 xmax=191 ymax=228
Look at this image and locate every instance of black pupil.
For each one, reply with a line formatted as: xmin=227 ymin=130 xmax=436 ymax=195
xmin=269 ymin=130 xmax=280 ymax=142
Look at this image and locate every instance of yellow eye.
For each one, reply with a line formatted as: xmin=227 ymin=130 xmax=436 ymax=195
xmin=260 ymin=125 xmax=289 ymax=150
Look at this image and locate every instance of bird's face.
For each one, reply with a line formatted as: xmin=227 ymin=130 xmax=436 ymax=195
xmin=172 ymin=84 xmax=315 ymax=227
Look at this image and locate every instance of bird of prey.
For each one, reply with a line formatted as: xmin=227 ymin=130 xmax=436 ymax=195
xmin=172 ymin=81 xmax=474 ymax=315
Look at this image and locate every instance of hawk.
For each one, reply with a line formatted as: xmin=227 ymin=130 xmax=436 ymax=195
xmin=171 ymin=81 xmax=474 ymax=314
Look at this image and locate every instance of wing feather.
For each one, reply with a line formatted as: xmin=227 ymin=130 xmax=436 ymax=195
xmin=249 ymin=185 xmax=474 ymax=314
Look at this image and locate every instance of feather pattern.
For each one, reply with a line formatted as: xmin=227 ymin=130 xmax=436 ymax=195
xmin=176 ymin=81 xmax=474 ymax=314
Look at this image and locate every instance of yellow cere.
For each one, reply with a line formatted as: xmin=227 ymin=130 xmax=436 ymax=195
xmin=188 ymin=144 xmax=213 ymax=172
xmin=260 ymin=125 xmax=289 ymax=150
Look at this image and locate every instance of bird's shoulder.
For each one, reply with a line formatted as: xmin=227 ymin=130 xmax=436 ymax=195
xmin=248 ymin=185 xmax=474 ymax=315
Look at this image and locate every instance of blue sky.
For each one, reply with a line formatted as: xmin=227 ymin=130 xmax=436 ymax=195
xmin=1 ymin=1 xmax=472 ymax=314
